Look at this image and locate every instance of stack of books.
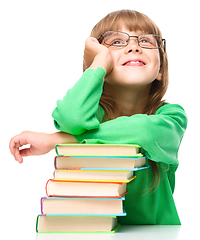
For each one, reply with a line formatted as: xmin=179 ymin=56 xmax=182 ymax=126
xmin=36 ymin=143 xmax=148 ymax=233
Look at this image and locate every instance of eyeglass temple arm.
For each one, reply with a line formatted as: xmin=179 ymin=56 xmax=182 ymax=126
xmin=163 ymin=39 xmax=166 ymax=52
xmin=97 ymin=35 xmax=104 ymax=42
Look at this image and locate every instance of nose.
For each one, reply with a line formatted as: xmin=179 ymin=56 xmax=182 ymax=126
xmin=125 ymin=37 xmax=142 ymax=54
xmin=129 ymin=37 xmax=138 ymax=45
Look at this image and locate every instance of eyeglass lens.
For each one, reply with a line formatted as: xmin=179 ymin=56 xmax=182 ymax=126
xmin=103 ymin=31 xmax=162 ymax=48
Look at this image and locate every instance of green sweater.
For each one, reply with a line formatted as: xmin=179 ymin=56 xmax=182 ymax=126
xmin=52 ymin=67 xmax=187 ymax=225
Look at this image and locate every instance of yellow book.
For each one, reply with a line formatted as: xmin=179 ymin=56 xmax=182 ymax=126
xmin=53 ymin=169 xmax=136 ymax=183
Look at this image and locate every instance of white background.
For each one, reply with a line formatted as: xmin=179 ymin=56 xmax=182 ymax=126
xmin=1 ymin=0 xmax=199 ymax=239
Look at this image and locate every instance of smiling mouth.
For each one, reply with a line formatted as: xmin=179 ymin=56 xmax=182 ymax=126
xmin=122 ymin=60 xmax=146 ymax=67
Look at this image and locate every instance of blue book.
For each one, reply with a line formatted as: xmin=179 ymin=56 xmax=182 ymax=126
xmin=55 ymin=155 xmax=148 ymax=171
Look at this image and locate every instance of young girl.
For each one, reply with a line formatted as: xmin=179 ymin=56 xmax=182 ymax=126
xmin=9 ymin=9 xmax=187 ymax=225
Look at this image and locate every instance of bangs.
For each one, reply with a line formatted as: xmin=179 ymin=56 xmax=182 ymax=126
xmin=91 ymin=10 xmax=162 ymax=38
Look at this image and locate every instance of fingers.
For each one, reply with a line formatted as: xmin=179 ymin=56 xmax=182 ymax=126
xmin=90 ymin=37 xmax=99 ymax=44
xmin=9 ymin=132 xmax=28 ymax=152
xmin=9 ymin=132 xmax=29 ymax=163
xmin=14 ymin=148 xmax=24 ymax=163
xmin=14 ymin=147 xmax=33 ymax=164
xmin=84 ymin=38 xmax=102 ymax=69
xmin=85 ymin=37 xmax=99 ymax=45
xmin=9 ymin=145 xmax=23 ymax=164
xmin=19 ymin=147 xmax=34 ymax=158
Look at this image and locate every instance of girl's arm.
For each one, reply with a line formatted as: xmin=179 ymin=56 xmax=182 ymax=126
xmin=74 ymin=104 xmax=187 ymax=165
xmin=9 ymin=131 xmax=77 ymax=163
xmin=52 ymin=67 xmax=106 ymax=135
xmin=52 ymin=37 xmax=113 ymax=135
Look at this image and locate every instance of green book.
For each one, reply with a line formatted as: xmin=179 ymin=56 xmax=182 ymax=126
xmin=36 ymin=215 xmax=120 ymax=233
xmin=55 ymin=143 xmax=142 ymax=157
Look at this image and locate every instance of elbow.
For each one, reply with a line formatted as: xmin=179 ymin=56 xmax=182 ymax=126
xmin=53 ymin=118 xmax=87 ymax=135
xmin=52 ymin=103 xmax=86 ymax=135
xmin=53 ymin=113 xmax=100 ymax=135
xmin=52 ymin=99 xmax=101 ymax=135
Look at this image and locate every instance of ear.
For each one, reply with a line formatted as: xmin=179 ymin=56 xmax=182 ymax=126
xmin=156 ymin=69 xmax=162 ymax=81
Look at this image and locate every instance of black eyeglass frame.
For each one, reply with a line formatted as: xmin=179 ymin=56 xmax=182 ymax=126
xmin=97 ymin=31 xmax=166 ymax=52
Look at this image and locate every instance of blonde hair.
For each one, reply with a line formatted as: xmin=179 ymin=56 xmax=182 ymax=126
xmin=86 ymin=9 xmax=169 ymax=190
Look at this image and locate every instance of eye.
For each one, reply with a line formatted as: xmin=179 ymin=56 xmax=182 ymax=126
xmin=104 ymin=32 xmax=129 ymax=46
xmin=139 ymin=37 xmax=152 ymax=44
xmin=138 ymin=35 xmax=158 ymax=48
xmin=111 ymin=39 xmax=126 ymax=46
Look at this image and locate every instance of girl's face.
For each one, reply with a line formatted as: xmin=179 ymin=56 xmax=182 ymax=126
xmin=104 ymin=27 xmax=162 ymax=88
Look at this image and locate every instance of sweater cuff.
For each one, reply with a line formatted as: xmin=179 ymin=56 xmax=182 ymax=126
xmin=85 ymin=67 xmax=106 ymax=79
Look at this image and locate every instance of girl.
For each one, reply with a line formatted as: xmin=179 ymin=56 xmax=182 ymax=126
xmin=9 ymin=10 xmax=187 ymax=225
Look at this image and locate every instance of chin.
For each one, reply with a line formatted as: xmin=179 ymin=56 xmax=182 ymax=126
xmin=106 ymin=74 xmax=150 ymax=87
xmin=107 ymin=67 xmax=157 ymax=86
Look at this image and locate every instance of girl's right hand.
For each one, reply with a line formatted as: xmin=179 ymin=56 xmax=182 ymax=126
xmin=83 ymin=37 xmax=113 ymax=74
xmin=9 ymin=131 xmax=55 ymax=163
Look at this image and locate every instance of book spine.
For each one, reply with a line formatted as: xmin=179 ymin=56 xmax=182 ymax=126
xmin=45 ymin=179 xmax=51 ymax=197
xmin=55 ymin=144 xmax=59 ymax=155
xmin=40 ymin=197 xmax=43 ymax=215
xmin=54 ymin=156 xmax=57 ymax=170
xmin=41 ymin=197 xmax=47 ymax=215
xmin=36 ymin=215 xmax=40 ymax=233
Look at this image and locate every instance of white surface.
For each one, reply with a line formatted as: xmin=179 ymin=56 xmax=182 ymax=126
xmin=1 ymin=1 xmax=199 ymax=240
xmin=36 ymin=225 xmax=199 ymax=240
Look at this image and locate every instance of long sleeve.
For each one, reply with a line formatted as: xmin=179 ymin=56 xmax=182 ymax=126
xmin=52 ymin=67 xmax=106 ymax=135
xmin=75 ymin=103 xmax=187 ymax=165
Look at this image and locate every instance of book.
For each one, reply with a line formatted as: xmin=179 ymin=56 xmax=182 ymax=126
xmin=53 ymin=169 xmax=136 ymax=183
xmin=36 ymin=215 xmax=120 ymax=233
xmin=41 ymin=196 xmax=126 ymax=216
xmin=54 ymin=156 xmax=147 ymax=170
xmin=36 ymin=143 xmax=148 ymax=233
xmin=55 ymin=143 xmax=142 ymax=157
xmin=46 ymin=179 xmax=128 ymax=198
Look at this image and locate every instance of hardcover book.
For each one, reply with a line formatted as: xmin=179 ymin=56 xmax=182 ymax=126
xmin=36 ymin=215 xmax=120 ymax=233
xmin=55 ymin=143 xmax=142 ymax=157
xmin=46 ymin=179 xmax=128 ymax=198
xmin=41 ymin=196 xmax=126 ymax=216
xmin=54 ymin=155 xmax=147 ymax=170
xmin=53 ymin=169 xmax=136 ymax=183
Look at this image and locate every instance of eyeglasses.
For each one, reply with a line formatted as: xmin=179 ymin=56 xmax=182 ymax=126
xmin=97 ymin=31 xmax=166 ymax=51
